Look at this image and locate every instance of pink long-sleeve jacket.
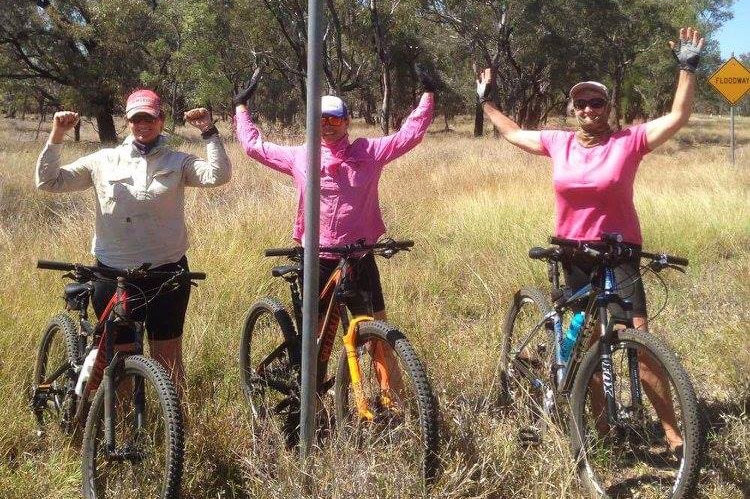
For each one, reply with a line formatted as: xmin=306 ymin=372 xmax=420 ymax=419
xmin=236 ymin=93 xmax=434 ymax=246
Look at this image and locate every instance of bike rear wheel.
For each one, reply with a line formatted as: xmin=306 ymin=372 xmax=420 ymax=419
xmin=499 ymin=287 xmax=559 ymax=443
xmin=239 ymin=297 xmax=301 ymax=448
xmin=569 ymin=328 xmax=702 ymax=498
xmin=334 ymin=320 xmax=440 ymax=483
xmin=32 ymin=313 xmax=81 ymax=438
xmin=81 ymin=355 xmax=183 ymax=499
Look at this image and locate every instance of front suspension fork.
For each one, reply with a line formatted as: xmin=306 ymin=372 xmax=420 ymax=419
xmin=342 ymin=316 xmax=388 ymax=421
xmin=597 ymin=306 xmax=618 ymax=426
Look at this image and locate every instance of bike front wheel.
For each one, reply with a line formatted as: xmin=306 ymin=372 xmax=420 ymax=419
xmin=334 ymin=320 xmax=440 ymax=483
xmin=569 ymin=328 xmax=702 ymax=498
xmin=239 ymin=297 xmax=301 ymax=448
xmin=499 ymin=287 xmax=559 ymax=443
xmin=81 ymin=355 xmax=183 ymax=499
xmin=32 ymin=313 xmax=81 ymax=438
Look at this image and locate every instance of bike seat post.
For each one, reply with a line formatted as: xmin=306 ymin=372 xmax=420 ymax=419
xmin=549 ymin=259 xmax=561 ymax=289
xmin=290 ymin=276 xmax=303 ymax=333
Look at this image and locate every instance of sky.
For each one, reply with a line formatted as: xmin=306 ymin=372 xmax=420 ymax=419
xmin=715 ymin=0 xmax=750 ymax=59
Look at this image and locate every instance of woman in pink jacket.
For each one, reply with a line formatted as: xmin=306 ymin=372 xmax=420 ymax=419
xmin=234 ymin=68 xmax=438 ymax=323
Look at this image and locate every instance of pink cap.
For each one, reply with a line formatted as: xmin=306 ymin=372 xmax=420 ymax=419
xmin=125 ymin=89 xmax=161 ymax=119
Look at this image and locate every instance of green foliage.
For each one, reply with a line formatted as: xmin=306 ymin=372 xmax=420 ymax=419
xmin=0 ymin=0 xmax=744 ymax=139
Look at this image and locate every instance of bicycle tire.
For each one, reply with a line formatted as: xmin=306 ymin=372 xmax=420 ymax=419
xmin=334 ymin=320 xmax=440 ymax=483
xmin=239 ymin=297 xmax=301 ymax=448
xmin=569 ymin=328 xmax=702 ymax=498
xmin=32 ymin=313 xmax=81 ymax=437
xmin=499 ymin=287 xmax=560 ymax=443
xmin=81 ymin=355 xmax=183 ymax=499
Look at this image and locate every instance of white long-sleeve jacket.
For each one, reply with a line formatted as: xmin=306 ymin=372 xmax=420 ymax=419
xmin=36 ymin=134 xmax=231 ymax=268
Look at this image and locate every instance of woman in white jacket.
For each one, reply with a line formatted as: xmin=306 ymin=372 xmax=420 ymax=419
xmin=35 ymin=89 xmax=231 ymax=391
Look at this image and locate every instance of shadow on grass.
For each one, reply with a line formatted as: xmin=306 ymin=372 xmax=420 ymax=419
xmin=699 ymin=392 xmax=750 ymax=497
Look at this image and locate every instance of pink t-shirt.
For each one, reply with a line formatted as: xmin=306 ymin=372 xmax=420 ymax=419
xmin=540 ymin=124 xmax=650 ymax=245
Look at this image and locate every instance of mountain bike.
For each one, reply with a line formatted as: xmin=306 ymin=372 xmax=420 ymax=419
xmin=32 ymin=260 xmax=205 ymax=498
xmin=239 ymin=239 xmax=440 ymax=482
xmin=500 ymin=233 xmax=702 ymax=498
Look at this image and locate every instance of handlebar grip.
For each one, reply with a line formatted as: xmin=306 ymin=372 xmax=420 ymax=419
xmin=37 ymin=260 xmax=76 ymax=271
xmin=187 ymin=272 xmax=207 ymax=280
xmin=549 ymin=236 xmax=581 ymax=248
xmin=396 ymin=240 xmax=415 ymax=248
xmin=264 ymin=247 xmax=300 ymax=257
xmin=668 ymin=255 xmax=689 ymax=266
xmin=641 ymin=251 xmax=689 ymax=266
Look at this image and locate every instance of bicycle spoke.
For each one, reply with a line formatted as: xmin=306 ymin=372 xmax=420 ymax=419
xmin=573 ymin=336 xmax=694 ymax=498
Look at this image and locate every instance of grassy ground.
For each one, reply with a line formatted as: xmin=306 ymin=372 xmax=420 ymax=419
xmin=0 ymin=112 xmax=748 ymax=498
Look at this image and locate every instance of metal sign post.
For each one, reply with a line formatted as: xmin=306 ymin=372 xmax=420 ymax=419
xmin=301 ymin=0 xmax=323 ymax=460
xmin=730 ymin=105 xmax=735 ymax=166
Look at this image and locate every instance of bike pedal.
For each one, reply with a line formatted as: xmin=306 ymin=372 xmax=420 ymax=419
xmin=518 ymin=427 xmax=542 ymax=445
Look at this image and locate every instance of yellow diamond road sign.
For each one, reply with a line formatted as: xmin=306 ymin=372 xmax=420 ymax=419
xmin=708 ymin=57 xmax=750 ymax=105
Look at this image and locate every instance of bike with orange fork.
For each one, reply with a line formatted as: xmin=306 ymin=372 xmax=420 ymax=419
xmin=239 ymin=239 xmax=440 ymax=482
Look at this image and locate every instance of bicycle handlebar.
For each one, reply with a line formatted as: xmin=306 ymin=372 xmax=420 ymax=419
xmin=37 ymin=260 xmax=77 ymax=271
xmin=264 ymin=239 xmax=415 ymax=258
xmin=547 ymin=236 xmax=688 ymax=267
xmin=37 ymin=260 xmax=207 ymax=280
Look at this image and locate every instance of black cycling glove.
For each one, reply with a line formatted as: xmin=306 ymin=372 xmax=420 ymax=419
xmin=671 ymin=39 xmax=701 ymax=73
xmin=233 ymin=67 xmax=263 ymax=107
xmin=414 ymin=63 xmax=442 ymax=93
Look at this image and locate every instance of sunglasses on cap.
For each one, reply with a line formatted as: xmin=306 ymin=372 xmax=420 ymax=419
xmin=321 ymin=115 xmax=346 ymax=126
xmin=573 ymin=98 xmax=607 ymax=111
xmin=128 ymin=114 xmax=158 ymax=124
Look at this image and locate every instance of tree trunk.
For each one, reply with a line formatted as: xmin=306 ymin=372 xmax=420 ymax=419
xmin=474 ymin=101 xmax=484 ymax=137
xmin=96 ymin=110 xmax=117 ymax=143
xmin=609 ymin=65 xmax=624 ymax=131
xmin=380 ymin=66 xmax=391 ymax=135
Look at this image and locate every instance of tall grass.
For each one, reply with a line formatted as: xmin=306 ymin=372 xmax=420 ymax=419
xmin=0 ymin=113 xmax=748 ymax=497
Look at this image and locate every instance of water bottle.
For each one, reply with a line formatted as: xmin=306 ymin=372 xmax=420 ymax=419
xmin=74 ymin=348 xmax=99 ymax=396
xmin=560 ymin=312 xmax=585 ymax=363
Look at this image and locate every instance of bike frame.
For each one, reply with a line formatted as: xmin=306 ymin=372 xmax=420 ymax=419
xmin=516 ymin=248 xmax=644 ymax=428
xmin=285 ymin=252 xmax=392 ymax=421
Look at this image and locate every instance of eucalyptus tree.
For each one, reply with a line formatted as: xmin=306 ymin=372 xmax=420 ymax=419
xmin=0 ymin=0 xmax=169 ymax=142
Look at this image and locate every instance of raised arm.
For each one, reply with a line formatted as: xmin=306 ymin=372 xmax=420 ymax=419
xmin=369 ymin=92 xmax=434 ymax=164
xmin=36 ymin=111 xmax=94 ymax=192
xmin=233 ymin=68 xmax=296 ymax=175
xmin=477 ymin=69 xmax=545 ymax=155
xmin=181 ymin=108 xmax=232 ymax=187
xmin=645 ymin=27 xmax=704 ymax=150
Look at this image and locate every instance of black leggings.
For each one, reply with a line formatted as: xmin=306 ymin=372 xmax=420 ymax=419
xmin=91 ymin=256 xmax=191 ymax=344
xmin=319 ymin=252 xmax=385 ymax=316
xmin=562 ymin=249 xmax=647 ymax=320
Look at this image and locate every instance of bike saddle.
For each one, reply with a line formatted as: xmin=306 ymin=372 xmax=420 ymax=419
xmin=272 ymin=265 xmax=301 ymax=279
xmin=64 ymin=282 xmax=93 ymax=311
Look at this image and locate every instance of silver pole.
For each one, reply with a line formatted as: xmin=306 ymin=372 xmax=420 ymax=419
xmin=301 ymin=0 xmax=323 ymax=459
xmin=730 ymin=105 xmax=736 ymax=166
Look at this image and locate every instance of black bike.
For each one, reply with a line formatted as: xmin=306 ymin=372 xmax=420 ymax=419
xmin=239 ymin=239 xmax=440 ymax=482
xmin=32 ymin=260 xmax=204 ymax=498
xmin=500 ymin=234 xmax=702 ymax=498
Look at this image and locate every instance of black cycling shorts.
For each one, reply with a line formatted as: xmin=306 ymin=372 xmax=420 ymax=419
xmin=562 ymin=246 xmax=647 ymax=320
xmin=91 ymin=255 xmax=191 ymax=344
xmin=319 ymin=252 xmax=385 ymax=316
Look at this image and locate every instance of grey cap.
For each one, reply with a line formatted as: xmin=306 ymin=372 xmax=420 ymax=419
xmin=569 ymin=81 xmax=609 ymax=100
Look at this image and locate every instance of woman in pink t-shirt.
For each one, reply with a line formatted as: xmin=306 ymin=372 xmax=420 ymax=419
xmin=476 ymin=27 xmax=703 ymax=454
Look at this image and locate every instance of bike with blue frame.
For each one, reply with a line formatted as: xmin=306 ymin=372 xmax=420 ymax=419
xmin=499 ymin=233 xmax=702 ymax=498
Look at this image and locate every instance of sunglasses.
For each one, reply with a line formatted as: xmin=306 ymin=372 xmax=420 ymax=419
xmin=573 ymin=98 xmax=607 ymax=111
xmin=321 ymin=115 xmax=345 ymax=126
xmin=128 ymin=115 xmax=157 ymax=124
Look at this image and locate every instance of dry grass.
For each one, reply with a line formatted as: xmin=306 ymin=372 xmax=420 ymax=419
xmin=0 ymin=113 xmax=748 ymax=498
